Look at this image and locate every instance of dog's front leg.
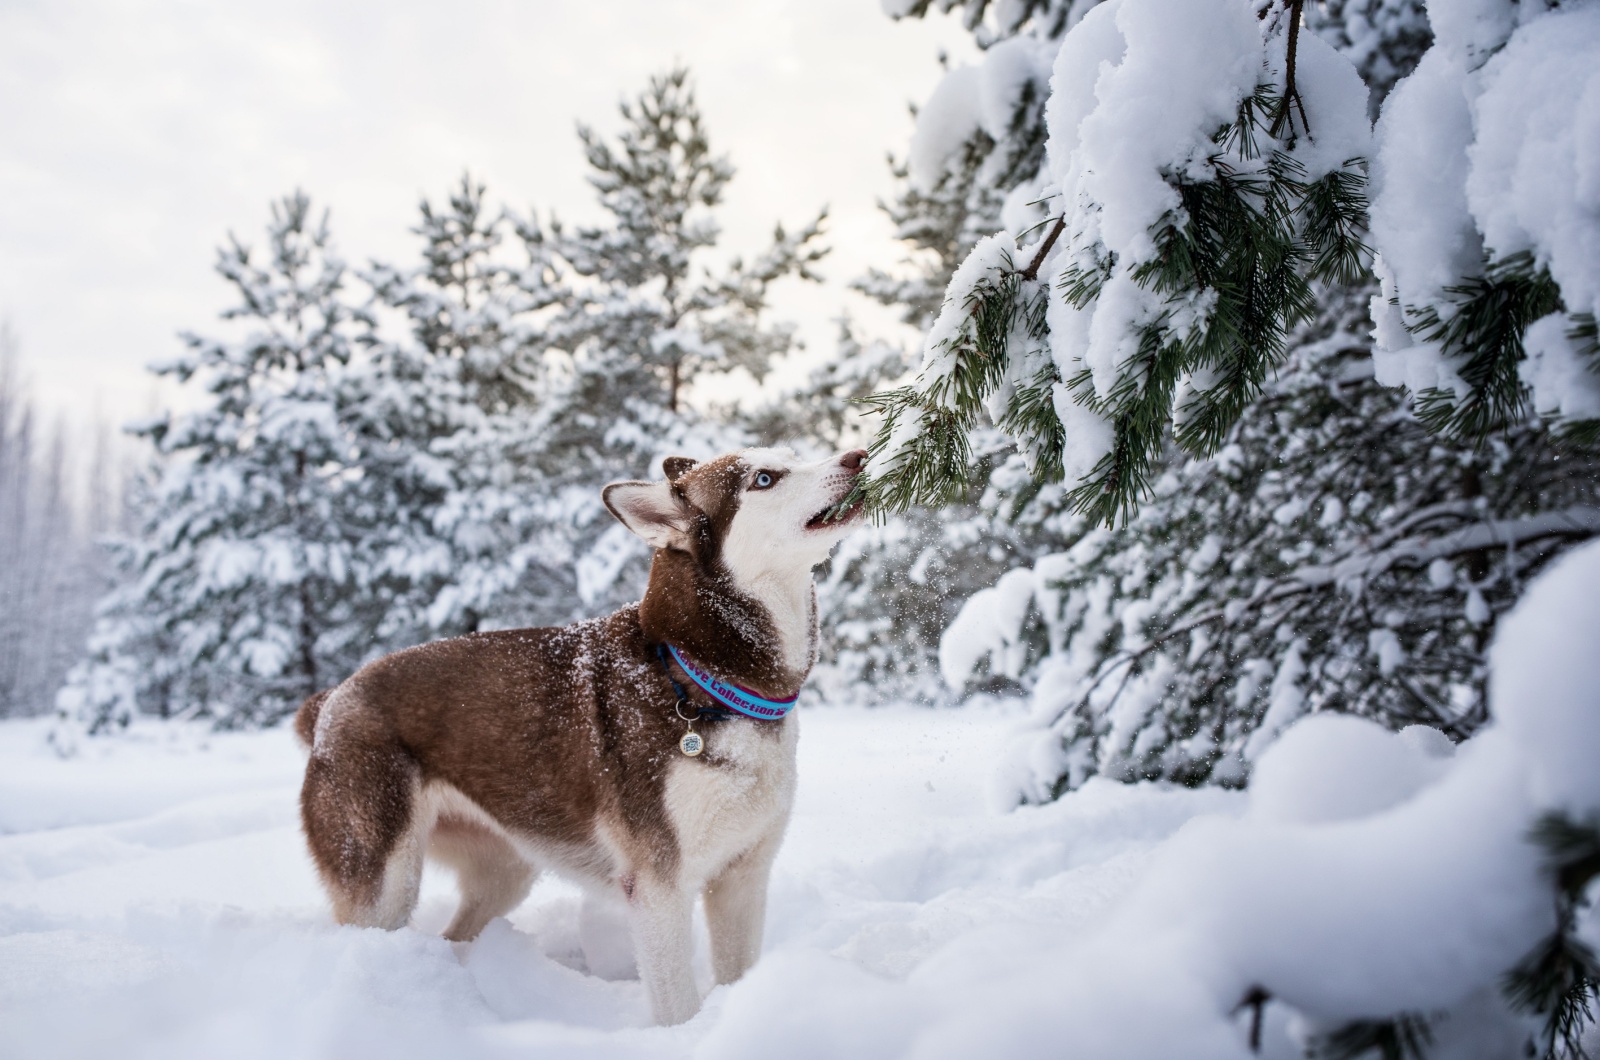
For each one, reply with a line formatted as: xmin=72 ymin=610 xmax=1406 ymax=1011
xmin=626 ymin=874 xmax=699 ymax=1025
xmin=704 ymin=830 xmax=781 ymax=986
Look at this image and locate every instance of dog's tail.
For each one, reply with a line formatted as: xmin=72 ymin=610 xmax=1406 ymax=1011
xmin=293 ymin=688 xmax=332 ymax=750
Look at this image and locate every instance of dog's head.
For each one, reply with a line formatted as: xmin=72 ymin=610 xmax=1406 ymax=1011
xmin=603 ymin=447 xmax=867 ymax=585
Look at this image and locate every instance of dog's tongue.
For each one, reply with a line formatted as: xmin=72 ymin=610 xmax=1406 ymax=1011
xmin=808 ymin=495 xmax=859 ymax=527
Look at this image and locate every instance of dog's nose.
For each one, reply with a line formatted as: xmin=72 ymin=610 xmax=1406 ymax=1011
xmin=840 ymin=449 xmax=868 ymax=471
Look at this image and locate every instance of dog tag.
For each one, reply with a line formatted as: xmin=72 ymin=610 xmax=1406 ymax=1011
xmin=679 ymin=730 xmax=705 ymax=757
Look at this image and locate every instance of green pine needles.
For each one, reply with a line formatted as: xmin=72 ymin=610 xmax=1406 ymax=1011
xmin=859 ymin=85 xmax=1370 ymax=529
xmin=1503 ymin=813 xmax=1600 ymax=1060
xmin=1306 ymin=1012 xmax=1435 ymax=1060
xmin=1407 ymin=251 xmax=1564 ymax=443
xmin=1404 ymin=248 xmax=1600 ymax=447
xmin=858 ymin=257 xmax=1058 ymax=516
xmin=1562 ymin=314 xmax=1600 ymax=447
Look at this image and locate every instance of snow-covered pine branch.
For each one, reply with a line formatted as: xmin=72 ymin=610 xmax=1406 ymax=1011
xmin=1368 ymin=0 xmax=1600 ymax=445
xmin=863 ymin=0 xmax=1373 ymax=528
xmin=941 ymin=287 xmax=1600 ymax=804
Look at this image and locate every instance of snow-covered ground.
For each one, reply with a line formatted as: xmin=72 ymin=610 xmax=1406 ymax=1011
xmin=0 ymin=701 xmax=1234 ymax=1060
xmin=7 ymin=533 xmax=1599 ymax=1060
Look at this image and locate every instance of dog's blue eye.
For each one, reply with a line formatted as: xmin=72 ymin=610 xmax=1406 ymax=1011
xmin=752 ymin=471 xmax=774 ymax=490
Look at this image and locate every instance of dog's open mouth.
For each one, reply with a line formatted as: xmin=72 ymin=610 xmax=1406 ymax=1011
xmin=805 ymin=491 xmax=864 ymax=531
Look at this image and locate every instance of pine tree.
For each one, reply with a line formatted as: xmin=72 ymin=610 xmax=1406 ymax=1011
xmin=352 ymin=175 xmax=573 ymax=642
xmin=860 ymin=0 xmax=1600 ymax=793
xmin=524 ymin=66 xmax=825 ymax=443
xmin=60 ymin=193 xmax=369 ymax=730
xmin=832 ymin=0 xmax=1394 ymax=699
xmin=512 ymin=67 xmax=828 ymax=610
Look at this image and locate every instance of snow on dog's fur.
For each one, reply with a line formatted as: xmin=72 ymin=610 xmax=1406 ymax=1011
xmin=293 ymin=447 xmax=866 ymax=1025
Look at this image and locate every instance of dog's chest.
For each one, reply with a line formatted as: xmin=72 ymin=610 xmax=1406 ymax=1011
xmin=662 ymin=716 xmax=799 ymax=881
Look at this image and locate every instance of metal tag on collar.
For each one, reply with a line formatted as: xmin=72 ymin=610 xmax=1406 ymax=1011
xmin=659 ymin=642 xmax=710 ymax=756
xmin=673 ymin=684 xmax=705 ymax=757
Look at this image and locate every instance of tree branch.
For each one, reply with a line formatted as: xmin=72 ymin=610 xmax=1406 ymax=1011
xmin=1047 ymin=505 xmax=1600 ymax=732
xmin=1269 ymin=0 xmax=1311 ymax=141
xmin=1021 ymin=217 xmax=1067 ymax=282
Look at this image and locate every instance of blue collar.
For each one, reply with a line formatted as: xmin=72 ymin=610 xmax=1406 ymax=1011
xmin=655 ymin=643 xmax=798 ymax=721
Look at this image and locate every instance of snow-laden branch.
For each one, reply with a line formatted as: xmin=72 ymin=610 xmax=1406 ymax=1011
xmin=1049 ymin=505 xmax=1600 ymax=732
xmin=860 ymin=0 xmax=1375 ymax=527
xmin=1293 ymin=505 xmax=1600 ymax=590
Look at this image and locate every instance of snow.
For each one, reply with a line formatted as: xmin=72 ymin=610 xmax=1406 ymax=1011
xmin=1467 ymin=4 xmax=1600 ymax=322
xmin=1523 ymin=313 xmax=1600 ymax=422
xmin=1368 ymin=46 xmax=1480 ymax=393
xmin=0 ymin=703 xmax=1230 ymax=1058
xmin=1248 ymin=714 xmax=1451 ymax=825
xmin=906 ymin=65 xmax=984 ymax=193
xmin=906 ymin=37 xmax=1054 ymax=193
xmin=6 ymin=542 xmax=1600 ymax=1057
xmin=1425 ymin=0 xmax=1518 ymax=68
xmin=1370 ymin=0 xmax=1600 ymax=426
xmin=937 ymin=566 xmax=1036 ymax=687
xmin=1279 ymin=29 xmax=1373 ymax=179
xmin=1487 ymin=536 xmax=1600 ymax=812
xmin=974 ymin=37 xmax=1055 ymax=144
xmin=1046 ymin=0 xmax=1260 ymax=277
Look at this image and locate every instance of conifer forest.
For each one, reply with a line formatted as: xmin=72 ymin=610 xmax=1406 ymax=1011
xmin=3 ymin=1 xmax=1600 ymax=1057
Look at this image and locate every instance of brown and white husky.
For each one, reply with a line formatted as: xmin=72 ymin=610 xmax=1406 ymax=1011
xmin=293 ymin=447 xmax=867 ymax=1025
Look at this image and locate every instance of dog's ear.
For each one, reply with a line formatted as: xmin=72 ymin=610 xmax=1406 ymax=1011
xmin=662 ymin=456 xmax=697 ymax=482
xmin=603 ymin=480 xmax=693 ymax=551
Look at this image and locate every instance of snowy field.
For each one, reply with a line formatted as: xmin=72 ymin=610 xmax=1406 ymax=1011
xmin=0 ymin=702 xmax=1235 ymax=1060
xmin=5 ymin=529 xmax=1598 ymax=1060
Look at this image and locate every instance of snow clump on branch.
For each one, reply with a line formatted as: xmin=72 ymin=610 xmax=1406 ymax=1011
xmin=1370 ymin=0 xmax=1600 ymax=441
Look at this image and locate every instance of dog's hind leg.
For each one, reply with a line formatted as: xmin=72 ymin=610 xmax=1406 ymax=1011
xmin=429 ymin=817 xmax=536 ymax=942
xmin=704 ymin=829 xmax=781 ymax=986
xmin=301 ymin=729 xmax=427 ymax=930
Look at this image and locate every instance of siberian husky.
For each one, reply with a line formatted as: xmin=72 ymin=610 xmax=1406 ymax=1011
xmin=294 ymin=447 xmax=867 ymax=1025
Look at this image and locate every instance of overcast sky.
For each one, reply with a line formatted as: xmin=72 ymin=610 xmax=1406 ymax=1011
xmin=0 ymin=0 xmax=971 ymax=433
